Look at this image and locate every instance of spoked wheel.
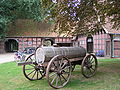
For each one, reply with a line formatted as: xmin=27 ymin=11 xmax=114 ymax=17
xmin=71 ymin=65 xmax=76 ymax=72
xmin=46 ymin=55 xmax=72 ymax=89
xmin=23 ymin=54 xmax=45 ymax=81
xmin=81 ymin=54 xmax=98 ymax=78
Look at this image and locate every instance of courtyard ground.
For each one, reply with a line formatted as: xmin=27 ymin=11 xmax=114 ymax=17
xmin=0 ymin=53 xmax=14 ymax=64
xmin=0 ymin=53 xmax=111 ymax=64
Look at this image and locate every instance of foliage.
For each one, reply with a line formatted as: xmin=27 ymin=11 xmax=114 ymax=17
xmin=0 ymin=0 xmax=43 ymax=38
xmin=102 ymin=0 xmax=120 ymax=29
xmin=0 ymin=0 xmax=119 ymax=37
xmin=42 ymin=0 xmax=120 ymax=36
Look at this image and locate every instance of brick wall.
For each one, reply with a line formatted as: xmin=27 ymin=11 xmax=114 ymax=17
xmin=74 ymin=36 xmax=86 ymax=48
xmin=18 ymin=37 xmax=42 ymax=51
xmin=6 ymin=37 xmax=72 ymax=51
xmin=55 ymin=37 xmax=72 ymax=43
xmin=93 ymin=34 xmax=110 ymax=53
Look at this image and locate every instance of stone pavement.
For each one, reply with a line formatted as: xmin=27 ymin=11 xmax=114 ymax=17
xmin=0 ymin=53 xmax=15 ymax=64
xmin=97 ymin=56 xmax=111 ymax=59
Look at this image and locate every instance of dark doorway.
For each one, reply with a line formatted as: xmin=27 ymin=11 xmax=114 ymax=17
xmin=56 ymin=43 xmax=72 ymax=47
xmin=43 ymin=38 xmax=54 ymax=46
xmin=87 ymin=36 xmax=93 ymax=53
xmin=5 ymin=39 xmax=18 ymax=52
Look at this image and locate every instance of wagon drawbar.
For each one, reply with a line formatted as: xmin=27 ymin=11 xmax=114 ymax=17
xmin=17 ymin=46 xmax=98 ymax=89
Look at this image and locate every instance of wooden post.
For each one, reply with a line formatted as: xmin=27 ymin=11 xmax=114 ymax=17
xmin=0 ymin=39 xmax=5 ymax=53
xmin=22 ymin=37 xmax=25 ymax=51
xmin=110 ymin=34 xmax=114 ymax=58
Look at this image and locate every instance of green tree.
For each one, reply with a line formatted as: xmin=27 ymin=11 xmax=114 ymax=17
xmin=0 ymin=0 xmax=43 ymax=38
xmin=102 ymin=0 xmax=120 ymax=29
xmin=1 ymin=0 xmax=119 ymax=38
xmin=42 ymin=0 xmax=120 ymax=36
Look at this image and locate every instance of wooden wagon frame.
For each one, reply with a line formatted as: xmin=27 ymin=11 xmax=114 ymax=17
xmin=18 ymin=46 xmax=98 ymax=89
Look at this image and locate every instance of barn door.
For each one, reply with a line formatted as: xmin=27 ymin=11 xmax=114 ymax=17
xmin=114 ymin=41 xmax=120 ymax=57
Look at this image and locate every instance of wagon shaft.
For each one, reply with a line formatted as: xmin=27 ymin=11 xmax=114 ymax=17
xmin=35 ymin=46 xmax=86 ymax=64
xmin=17 ymin=61 xmax=33 ymax=66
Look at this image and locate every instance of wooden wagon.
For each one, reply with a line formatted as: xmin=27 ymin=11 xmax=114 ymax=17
xmin=18 ymin=46 xmax=98 ymax=89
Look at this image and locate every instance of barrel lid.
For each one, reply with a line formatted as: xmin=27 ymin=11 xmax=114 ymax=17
xmin=35 ymin=47 xmax=45 ymax=64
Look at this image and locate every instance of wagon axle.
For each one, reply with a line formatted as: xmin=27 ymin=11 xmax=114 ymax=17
xmin=56 ymin=69 xmax=66 ymax=75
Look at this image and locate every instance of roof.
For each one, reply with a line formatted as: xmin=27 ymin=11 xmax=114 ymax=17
xmin=103 ymin=24 xmax=120 ymax=34
xmin=102 ymin=18 xmax=120 ymax=34
xmin=7 ymin=19 xmax=60 ymax=37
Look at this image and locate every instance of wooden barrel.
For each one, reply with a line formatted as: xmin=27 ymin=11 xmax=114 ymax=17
xmin=35 ymin=46 xmax=86 ymax=63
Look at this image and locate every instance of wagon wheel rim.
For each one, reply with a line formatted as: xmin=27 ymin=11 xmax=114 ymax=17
xmin=23 ymin=54 xmax=45 ymax=81
xmin=81 ymin=54 xmax=98 ymax=78
xmin=46 ymin=55 xmax=72 ymax=89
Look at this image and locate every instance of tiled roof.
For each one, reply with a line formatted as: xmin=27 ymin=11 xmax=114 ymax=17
xmin=102 ymin=18 xmax=120 ymax=34
xmin=7 ymin=19 xmax=59 ymax=37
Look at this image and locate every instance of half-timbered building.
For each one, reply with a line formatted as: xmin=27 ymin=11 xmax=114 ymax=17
xmin=0 ymin=19 xmax=72 ymax=53
xmin=72 ymin=23 xmax=120 ymax=58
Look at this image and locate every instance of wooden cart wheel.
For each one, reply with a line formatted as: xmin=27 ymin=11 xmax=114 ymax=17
xmin=71 ymin=65 xmax=76 ymax=72
xmin=81 ymin=54 xmax=98 ymax=78
xmin=46 ymin=55 xmax=72 ymax=89
xmin=23 ymin=54 xmax=45 ymax=81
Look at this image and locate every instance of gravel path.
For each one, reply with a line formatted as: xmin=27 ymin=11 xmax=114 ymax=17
xmin=0 ymin=53 xmax=15 ymax=64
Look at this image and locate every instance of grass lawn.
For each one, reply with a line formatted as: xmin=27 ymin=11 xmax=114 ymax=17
xmin=0 ymin=58 xmax=120 ymax=90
